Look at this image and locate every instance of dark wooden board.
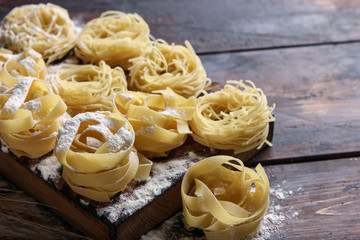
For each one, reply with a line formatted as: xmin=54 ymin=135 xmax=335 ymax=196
xmin=1 ymin=0 xmax=360 ymax=53
xmin=201 ymin=42 xmax=360 ymax=164
xmin=2 ymin=156 xmax=360 ymax=239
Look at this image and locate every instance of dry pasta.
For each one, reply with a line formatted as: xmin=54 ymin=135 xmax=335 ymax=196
xmin=55 ymin=111 xmax=152 ymax=202
xmin=181 ymin=155 xmax=269 ymax=240
xmin=1 ymin=3 xmax=77 ymax=64
xmin=113 ymin=88 xmax=196 ymax=157
xmin=128 ymin=39 xmax=211 ymax=98
xmin=0 ymin=48 xmax=46 ymax=88
xmin=75 ymin=11 xmax=150 ymax=69
xmin=190 ymin=80 xmax=275 ymax=153
xmin=50 ymin=60 xmax=127 ymax=116
xmin=0 ymin=77 xmax=67 ymax=158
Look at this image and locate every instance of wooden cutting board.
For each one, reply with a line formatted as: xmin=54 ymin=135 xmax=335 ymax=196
xmin=0 ymin=121 xmax=273 ymax=240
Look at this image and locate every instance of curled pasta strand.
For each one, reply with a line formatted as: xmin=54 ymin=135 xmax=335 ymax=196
xmin=190 ymin=80 xmax=275 ymax=153
xmin=181 ymin=155 xmax=269 ymax=239
xmin=55 ymin=111 xmax=152 ymax=202
xmin=128 ymin=39 xmax=211 ymax=98
xmin=113 ymin=88 xmax=196 ymax=157
xmin=50 ymin=60 xmax=127 ymax=116
xmin=1 ymin=3 xmax=77 ymax=64
xmin=75 ymin=11 xmax=150 ymax=69
xmin=0 ymin=76 xmax=67 ymax=158
xmin=0 ymin=48 xmax=46 ymax=88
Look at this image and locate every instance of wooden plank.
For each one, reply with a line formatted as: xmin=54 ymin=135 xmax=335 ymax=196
xmin=142 ymin=157 xmax=360 ymax=239
xmin=200 ymin=42 xmax=360 ymax=164
xmin=1 ymin=1 xmax=360 ymax=53
xmin=0 ymin=125 xmax=272 ymax=240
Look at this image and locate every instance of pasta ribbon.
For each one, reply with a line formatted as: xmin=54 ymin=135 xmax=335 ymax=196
xmin=0 ymin=77 xmax=67 ymax=158
xmin=50 ymin=60 xmax=127 ymax=116
xmin=128 ymin=39 xmax=211 ymax=98
xmin=55 ymin=111 xmax=152 ymax=202
xmin=0 ymin=48 xmax=46 ymax=88
xmin=190 ymin=80 xmax=275 ymax=153
xmin=75 ymin=11 xmax=150 ymax=69
xmin=181 ymin=155 xmax=269 ymax=239
xmin=1 ymin=3 xmax=76 ymax=64
xmin=113 ymin=88 xmax=196 ymax=157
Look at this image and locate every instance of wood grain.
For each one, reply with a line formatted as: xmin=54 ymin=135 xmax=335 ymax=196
xmin=143 ymin=157 xmax=360 ymax=239
xmin=1 ymin=0 xmax=360 ymax=53
xmin=200 ymin=42 xmax=360 ymax=164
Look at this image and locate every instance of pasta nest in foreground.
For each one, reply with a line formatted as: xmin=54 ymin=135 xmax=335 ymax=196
xmin=189 ymin=80 xmax=275 ymax=153
xmin=1 ymin=3 xmax=77 ymax=64
xmin=128 ymin=39 xmax=211 ymax=98
xmin=181 ymin=155 xmax=269 ymax=240
xmin=49 ymin=60 xmax=127 ymax=116
xmin=75 ymin=11 xmax=150 ymax=69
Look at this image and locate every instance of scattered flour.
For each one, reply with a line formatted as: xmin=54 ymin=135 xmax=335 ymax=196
xmin=24 ymin=98 xmax=42 ymax=113
xmin=96 ymin=157 xmax=195 ymax=223
xmin=141 ymin=175 xmax=300 ymax=240
xmin=34 ymin=155 xmax=62 ymax=182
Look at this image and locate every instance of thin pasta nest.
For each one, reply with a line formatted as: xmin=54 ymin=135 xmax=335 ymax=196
xmin=1 ymin=3 xmax=77 ymax=64
xmin=75 ymin=11 xmax=150 ymax=69
xmin=181 ymin=155 xmax=269 ymax=239
xmin=50 ymin=60 xmax=127 ymax=116
xmin=128 ymin=39 xmax=211 ymax=98
xmin=190 ymin=80 xmax=275 ymax=153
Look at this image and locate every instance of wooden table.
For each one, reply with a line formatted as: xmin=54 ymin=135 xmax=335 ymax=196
xmin=0 ymin=0 xmax=359 ymax=239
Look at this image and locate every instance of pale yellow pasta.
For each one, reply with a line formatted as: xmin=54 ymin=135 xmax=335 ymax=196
xmin=0 ymin=48 xmax=46 ymax=88
xmin=1 ymin=3 xmax=76 ymax=64
xmin=50 ymin=60 xmax=127 ymax=116
xmin=190 ymin=80 xmax=275 ymax=153
xmin=181 ymin=155 xmax=269 ymax=240
xmin=0 ymin=48 xmax=13 ymax=71
xmin=75 ymin=11 xmax=150 ymax=69
xmin=129 ymin=39 xmax=211 ymax=98
xmin=0 ymin=77 xmax=67 ymax=158
xmin=113 ymin=88 xmax=196 ymax=157
xmin=55 ymin=111 xmax=152 ymax=202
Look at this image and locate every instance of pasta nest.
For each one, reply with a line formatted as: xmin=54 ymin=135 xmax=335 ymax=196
xmin=1 ymin=3 xmax=77 ymax=64
xmin=181 ymin=155 xmax=269 ymax=239
xmin=55 ymin=111 xmax=152 ymax=202
xmin=0 ymin=77 xmax=67 ymax=158
xmin=75 ymin=11 xmax=150 ymax=69
xmin=50 ymin=60 xmax=127 ymax=116
xmin=0 ymin=48 xmax=46 ymax=89
xmin=190 ymin=80 xmax=275 ymax=153
xmin=113 ymin=88 xmax=196 ymax=157
xmin=128 ymin=39 xmax=211 ymax=98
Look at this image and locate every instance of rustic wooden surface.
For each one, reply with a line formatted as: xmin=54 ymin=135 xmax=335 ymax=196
xmin=1 ymin=0 xmax=360 ymax=239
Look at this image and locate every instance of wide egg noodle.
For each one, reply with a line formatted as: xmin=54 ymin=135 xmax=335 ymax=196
xmin=1 ymin=3 xmax=77 ymax=64
xmin=128 ymin=39 xmax=211 ymax=98
xmin=49 ymin=60 xmax=127 ymax=116
xmin=181 ymin=155 xmax=270 ymax=239
xmin=0 ymin=77 xmax=67 ymax=158
xmin=112 ymin=88 xmax=196 ymax=157
xmin=190 ymin=80 xmax=275 ymax=153
xmin=75 ymin=11 xmax=150 ymax=69
xmin=55 ymin=111 xmax=152 ymax=202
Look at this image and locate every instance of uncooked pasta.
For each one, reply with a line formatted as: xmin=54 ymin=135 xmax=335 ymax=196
xmin=75 ymin=11 xmax=150 ymax=69
xmin=1 ymin=3 xmax=77 ymax=64
xmin=113 ymin=88 xmax=196 ymax=157
xmin=190 ymin=80 xmax=275 ymax=153
xmin=50 ymin=60 xmax=127 ymax=116
xmin=181 ymin=155 xmax=269 ymax=239
xmin=55 ymin=111 xmax=152 ymax=202
xmin=0 ymin=77 xmax=67 ymax=158
xmin=128 ymin=39 xmax=211 ymax=98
